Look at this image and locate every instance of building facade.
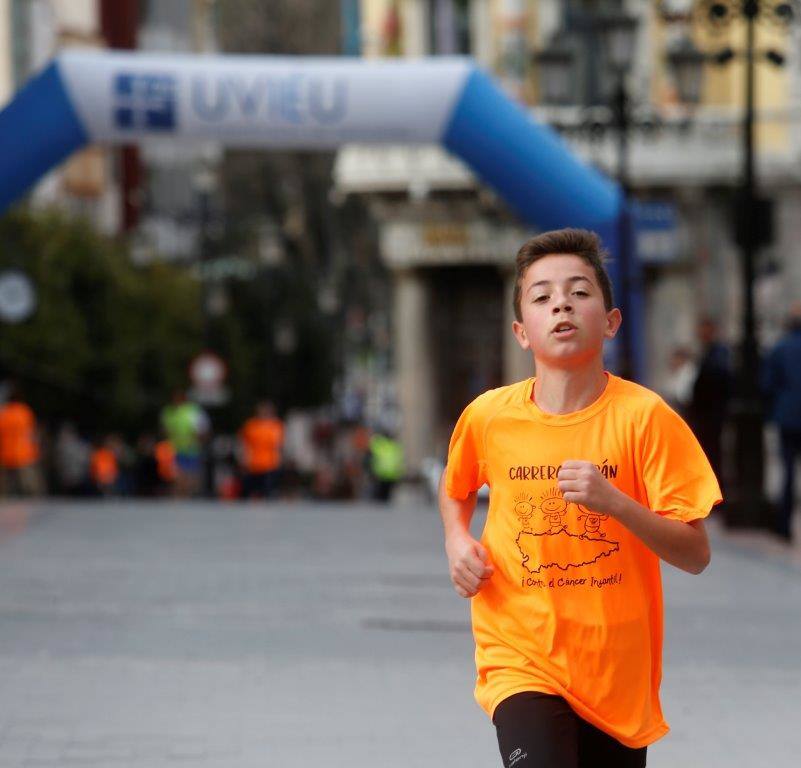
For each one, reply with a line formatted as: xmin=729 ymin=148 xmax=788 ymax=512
xmin=131 ymin=0 xmax=222 ymax=264
xmin=0 ymin=0 xmax=220 ymax=249
xmin=0 ymin=0 xmax=11 ymax=106
xmin=334 ymin=0 xmax=801 ymax=474
xmin=0 ymin=0 xmax=120 ymax=233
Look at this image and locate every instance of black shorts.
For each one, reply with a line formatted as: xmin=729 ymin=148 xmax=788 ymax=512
xmin=493 ymin=692 xmax=647 ymax=768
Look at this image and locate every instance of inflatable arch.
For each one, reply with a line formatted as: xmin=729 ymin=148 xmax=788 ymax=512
xmin=0 ymin=51 xmax=640 ymax=374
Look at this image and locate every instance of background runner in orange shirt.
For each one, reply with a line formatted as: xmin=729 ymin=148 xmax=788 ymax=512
xmin=440 ymin=229 xmax=720 ymax=768
xmin=154 ymin=437 xmax=178 ymax=493
xmin=90 ymin=437 xmax=119 ymax=496
xmin=239 ymin=401 xmax=284 ymax=499
xmin=0 ymin=384 xmax=43 ymax=497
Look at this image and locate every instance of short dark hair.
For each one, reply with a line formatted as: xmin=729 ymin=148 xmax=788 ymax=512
xmin=513 ymin=228 xmax=615 ymax=322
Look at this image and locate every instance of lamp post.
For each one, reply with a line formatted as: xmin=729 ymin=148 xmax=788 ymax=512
xmin=666 ymin=0 xmax=797 ymax=528
xmin=533 ymin=11 xmax=642 ymax=380
xmin=194 ymin=161 xmax=217 ymax=351
xmin=599 ymin=12 xmax=639 ymax=382
xmin=193 ymin=157 xmax=218 ymax=499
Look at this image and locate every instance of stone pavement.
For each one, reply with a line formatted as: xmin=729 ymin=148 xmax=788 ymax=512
xmin=0 ymin=498 xmax=799 ymax=768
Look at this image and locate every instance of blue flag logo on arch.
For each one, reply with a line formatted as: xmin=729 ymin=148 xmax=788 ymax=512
xmin=113 ymin=73 xmax=176 ymax=131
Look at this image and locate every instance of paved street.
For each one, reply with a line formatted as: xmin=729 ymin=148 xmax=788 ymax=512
xmin=0 ymin=498 xmax=799 ymax=768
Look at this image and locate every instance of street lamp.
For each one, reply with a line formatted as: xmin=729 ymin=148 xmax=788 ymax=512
xmin=532 ymin=12 xmax=641 ymax=380
xmin=665 ymin=0 xmax=798 ymax=529
xmin=665 ymin=38 xmax=708 ymax=106
xmin=597 ymin=12 xmax=639 ymax=71
xmin=193 ymin=159 xmax=217 ymax=351
xmin=533 ymin=46 xmax=575 ymax=105
xmin=193 ymin=152 xmax=219 ymax=500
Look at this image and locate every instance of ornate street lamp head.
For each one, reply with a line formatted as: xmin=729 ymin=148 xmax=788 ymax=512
xmin=532 ymin=45 xmax=575 ymax=105
xmin=596 ymin=12 xmax=640 ymax=71
xmin=696 ymin=0 xmax=799 ymax=28
xmin=659 ymin=0 xmax=696 ymax=23
xmin=666 ymin=37 xmax=708 ymax=104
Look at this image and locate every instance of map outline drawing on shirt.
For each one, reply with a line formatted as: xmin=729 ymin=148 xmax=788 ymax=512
xmin=514 ymin=487 xmax=620 ymax=573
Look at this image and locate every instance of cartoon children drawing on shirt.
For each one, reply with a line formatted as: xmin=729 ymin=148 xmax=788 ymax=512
xmin=577 ymin=504 xmax=609 ymax=539
xmin=540 ymin=487 xmax=568 ymax=533
xmin=514 ymin=493 xmax=535 ymax=532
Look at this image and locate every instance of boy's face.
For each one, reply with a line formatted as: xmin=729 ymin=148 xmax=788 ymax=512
xmin=512 ymin=254 xmax=621 ymax=367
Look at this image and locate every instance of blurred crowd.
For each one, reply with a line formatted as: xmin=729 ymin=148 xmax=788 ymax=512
xmin=3 ymin=304 xmax=801 ymax=536
xmin=0 ymin=386 xmax=404 ymax=504
xmin=661 ymin=304 xmax=801 ymax=542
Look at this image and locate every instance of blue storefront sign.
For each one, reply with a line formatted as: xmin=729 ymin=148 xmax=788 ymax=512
xmin=632 ymin=201 xmax=680 ymax=265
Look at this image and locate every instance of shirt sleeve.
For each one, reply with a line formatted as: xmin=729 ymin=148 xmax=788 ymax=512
xmin=445 ymin=397 xmax=488 ymax=500
xmin=640 ymin=398 xmax=723 ymax=522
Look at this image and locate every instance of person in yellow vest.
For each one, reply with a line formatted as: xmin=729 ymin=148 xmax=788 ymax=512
xmin=0 ymin=384 xmax=43 ymax=497
xmin=368 ymin=429 xmax=404 ymax=502
xmin=160 ymin=390 xmax=209 ymax=497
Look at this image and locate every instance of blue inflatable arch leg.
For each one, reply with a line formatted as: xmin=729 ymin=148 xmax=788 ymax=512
xmin=0 ymin=62 xmax=89 ymax=212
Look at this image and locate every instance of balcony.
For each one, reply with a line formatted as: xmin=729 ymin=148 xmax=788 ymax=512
xmin=334 ymin=104 xmax=801 ymax=196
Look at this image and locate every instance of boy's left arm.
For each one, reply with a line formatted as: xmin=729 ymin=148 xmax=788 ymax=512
xmin=558 ymin=460 xmax=711 ymax=574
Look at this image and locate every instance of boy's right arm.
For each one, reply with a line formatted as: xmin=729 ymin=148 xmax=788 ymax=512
xmin=438 ymin=469 xmax=494 ymax=598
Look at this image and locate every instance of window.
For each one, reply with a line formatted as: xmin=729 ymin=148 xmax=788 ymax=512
xmin=11 ymin=0 xmax=31 ymax=86
xmin=560 ymin=0 xmax=627 ymax=105
xmin=427 ymin=0 xmax=472 ymax=55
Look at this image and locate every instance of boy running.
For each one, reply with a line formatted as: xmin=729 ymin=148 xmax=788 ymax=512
xmin=439 ymin=229 xmax=721 ymax=768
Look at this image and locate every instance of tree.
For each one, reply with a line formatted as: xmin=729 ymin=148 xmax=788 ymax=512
xmin=0 ymin=208 xmax=201 ymax=436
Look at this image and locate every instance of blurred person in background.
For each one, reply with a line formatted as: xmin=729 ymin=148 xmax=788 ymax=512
xmin=160 ymin=390 xmax=209 ymax=497
xmin=368 ymin=428 xmax=404 ymax=502
xmin=661 ymin=346 xmax=696 ymax=418
xmin=311 ymin=413 xmax=337 ymax=499
xmin=53 ymin=422 xmax=91 ymax=496
xmin=90 ymin=436 xmax=119 ymax=497
xmin=154 ymin=435 xmax=178 ymax=496
xmin=217 ymin=445 xmax=242 ymax=501
xmin=108 ymin=434 xmax=135 ymax=496
xmin=134 ymin=434 xmax=161 ymax=497
xmin=0 ymin=383 xmax=43 ymax=497
xmin=239 ymin=401 xmax=284 ymax=499
xmin=688 ymin=318 xmax=732 ymax=491
xmin=344 ymin=422 xmax=371 ymax=499
xmin=281 ymin=410 xmax=316 ymax=498
xmin=761 ymin=302 xmax=801 ymax=543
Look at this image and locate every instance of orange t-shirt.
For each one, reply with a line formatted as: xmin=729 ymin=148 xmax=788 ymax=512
xmin=155 ymin=440 xmax=177 ymax=482
xmin=90 ymin=448 xmax=118 ymax=486
xmin=240 ymin=417 xmax=284 ymax=473
xmin=0 ymin=402 xmax=39 ymax=468
xmin=445 ymin=373 xmax=722 ymax=749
